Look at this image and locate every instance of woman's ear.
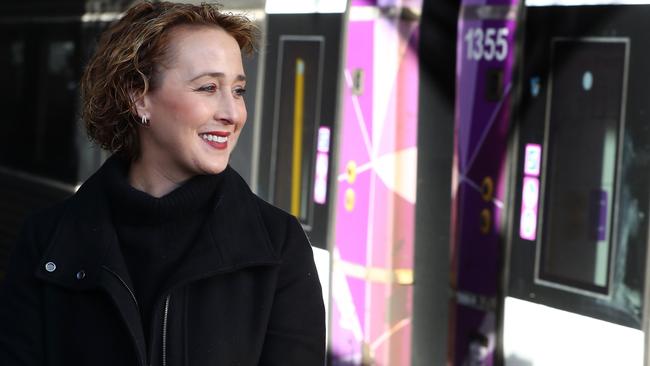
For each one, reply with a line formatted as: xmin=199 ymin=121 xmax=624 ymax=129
xmin=130 ymin=89 xmax=150 ymax=120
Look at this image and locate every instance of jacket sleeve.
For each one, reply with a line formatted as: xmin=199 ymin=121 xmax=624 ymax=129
xmin=0 ymin=216 xmax=45 ymax=365
xmin=259 ymin=216 xmax=326 ymax=366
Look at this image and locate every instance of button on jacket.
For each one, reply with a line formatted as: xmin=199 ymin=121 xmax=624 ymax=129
xmin=0 ymin=161 xmax=326 ymax=365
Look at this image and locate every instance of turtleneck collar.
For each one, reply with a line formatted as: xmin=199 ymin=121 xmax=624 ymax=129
xmin=103 ymin=156 xmax=225 ymax=225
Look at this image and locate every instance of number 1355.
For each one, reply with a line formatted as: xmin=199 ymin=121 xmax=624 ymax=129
xmin=464 ymin=27 xmax=509 ymax=62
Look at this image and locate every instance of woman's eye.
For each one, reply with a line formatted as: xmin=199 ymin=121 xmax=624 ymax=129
xmin=197 ymin=84 xmax=217 ymax=92
xmin=234 ymin=87 xmax=247 ymax=97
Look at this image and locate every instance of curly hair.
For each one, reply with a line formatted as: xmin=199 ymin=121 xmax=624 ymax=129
xmin=80 ymin=1 xmax=258 ymax=160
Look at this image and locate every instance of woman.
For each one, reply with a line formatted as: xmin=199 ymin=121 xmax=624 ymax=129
xmin=0 ymin=2 xmax=325 ymax=365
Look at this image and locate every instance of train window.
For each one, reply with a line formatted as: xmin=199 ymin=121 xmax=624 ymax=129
xmin=536 ymin=39 xmax=627 ymax=296
xmin=0 ymin=31 xmax=79 ymax=185
xmin=270 ymin=37 xmax=324 ymax=226
xmin=0 ymin=38 xmax=26 ymax=170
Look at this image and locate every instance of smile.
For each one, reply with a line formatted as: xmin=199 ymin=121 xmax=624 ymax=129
xmin=199 ymin=132 xmax=230 ymax=150
xmin=199 ymin=133 xmax=229 ymax=143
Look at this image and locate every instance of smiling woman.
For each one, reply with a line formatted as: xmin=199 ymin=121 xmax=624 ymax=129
xmin=0 ymin=2 xmax=326 ymax=366
xmin=129 ymin=25 xmax=248 ymax=196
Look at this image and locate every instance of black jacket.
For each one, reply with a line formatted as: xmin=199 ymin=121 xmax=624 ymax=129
xmin=0 ymin=162 xmax=326 ymax=365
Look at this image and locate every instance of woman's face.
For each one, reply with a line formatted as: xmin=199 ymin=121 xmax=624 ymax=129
xmin=136 ymin=26 xmax=247 ymax=181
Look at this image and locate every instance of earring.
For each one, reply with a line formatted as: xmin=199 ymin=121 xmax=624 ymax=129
xmin=140 ymin=115 xmax=150 ymax=126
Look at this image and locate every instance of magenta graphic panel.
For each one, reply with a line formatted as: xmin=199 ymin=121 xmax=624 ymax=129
xmin=330 ymin=8 xmax=420 ymax=365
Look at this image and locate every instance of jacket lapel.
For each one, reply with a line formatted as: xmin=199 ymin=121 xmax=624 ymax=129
xmin=162 ymin=166 xmax=281 ymax=290
xmin=34 ymin=163 xmax=147 ymax=366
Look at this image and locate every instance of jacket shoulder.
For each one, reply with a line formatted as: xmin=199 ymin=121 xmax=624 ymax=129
xmin=254 ymin=196 xmax=295 ymax=233
xmin=18 ymin=161 xmax=108 ymax=253
xmin=252 ymin=195 xmax=311 ymax=253
xmin=19 ymin=198 xmax=72 ymax=253
xmin=255 ymin=196 xmax=293 ymax=225
xmin=224 ymin=166 xmax=298 ymax=239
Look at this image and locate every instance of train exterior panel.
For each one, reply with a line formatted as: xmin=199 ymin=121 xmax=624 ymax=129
xmin=329 ymin=1 xmax=421 ymax=364
xmin=451 ymin=0 xmax=519 ymax=364
xmin=503 ymin=4 xmax=650 ymax=365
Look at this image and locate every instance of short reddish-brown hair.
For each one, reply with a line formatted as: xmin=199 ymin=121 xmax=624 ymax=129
xmin=81 ymin=1 xmax=258 ymax=160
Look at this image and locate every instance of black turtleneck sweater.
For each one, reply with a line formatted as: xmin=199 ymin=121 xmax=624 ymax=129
xmin=103 ymin=158 xmax=223 ymax=351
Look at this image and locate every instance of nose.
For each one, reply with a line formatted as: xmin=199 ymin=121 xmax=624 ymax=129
xmin=213 ymin=92 xmax=244 ymax=125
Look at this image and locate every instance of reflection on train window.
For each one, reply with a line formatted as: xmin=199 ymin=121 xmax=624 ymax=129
xmin=537 ymin=39 xmax=627 ymax=296
xmin=0 ymin=39 xmax=26 ymax=170
xmin=0 ymin=33 xmax=79 ymax=184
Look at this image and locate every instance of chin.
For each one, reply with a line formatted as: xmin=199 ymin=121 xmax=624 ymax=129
xmin=200 ymin=160 xmax=228 ymax=175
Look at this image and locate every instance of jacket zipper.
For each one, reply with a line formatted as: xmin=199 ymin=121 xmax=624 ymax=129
xmin=101 ymin=266 xmax=145 ymax=366
xmin=156 ymin=263 xmax=279 ymax=366
xmin=162 ymin=295 xmax=170 ymax=366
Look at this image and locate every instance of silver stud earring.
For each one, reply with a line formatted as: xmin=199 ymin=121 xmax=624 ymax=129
xmin=140 ymin=115 xmax=150 ymax=126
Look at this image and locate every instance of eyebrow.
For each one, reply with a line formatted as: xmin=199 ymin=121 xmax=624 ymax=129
xmin=189 ymin=72 xmax=246 ymax=82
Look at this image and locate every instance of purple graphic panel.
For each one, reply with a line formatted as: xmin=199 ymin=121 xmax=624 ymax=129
xmin=351 ymin=0 xmax=377 ymax=6
xmin=451 ymin=1 xmax=519 ymax=365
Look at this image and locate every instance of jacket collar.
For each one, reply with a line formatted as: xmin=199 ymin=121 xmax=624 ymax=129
xmin=34 ymin=158 xmax=281 ymax=291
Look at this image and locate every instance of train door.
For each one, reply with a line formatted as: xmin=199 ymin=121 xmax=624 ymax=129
xmin=259 ymin=2 xmax=346 ymax=346
xmin=450 ymin=0 xmax=519 ymax=364
xmin=258 ymin=4 xmax=344 ymax=248
xmin=504 ymin=4 xmax=650 ymax=365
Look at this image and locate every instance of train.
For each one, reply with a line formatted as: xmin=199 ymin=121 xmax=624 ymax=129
xmin=1 ymin=0 xmax=649 ymax=365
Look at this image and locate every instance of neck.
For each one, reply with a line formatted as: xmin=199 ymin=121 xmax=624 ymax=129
xmin=128 ymin=157 xmax=186 ymax=198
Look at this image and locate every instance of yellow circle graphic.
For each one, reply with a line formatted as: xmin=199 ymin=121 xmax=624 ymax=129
xmin=346 ymin=161 xmax=357 ymax=184
xmin=481 ymin=176 xmax=494 ymax=202
xmin=480 ymin=208 xmax=491 ymax=234
xmin=345 ymin=188 xmax=356 ymax=211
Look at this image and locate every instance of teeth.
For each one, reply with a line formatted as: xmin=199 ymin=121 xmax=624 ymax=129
xmin=200 ymin=134 xmax=228 ymax=143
